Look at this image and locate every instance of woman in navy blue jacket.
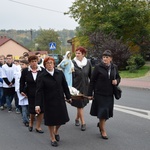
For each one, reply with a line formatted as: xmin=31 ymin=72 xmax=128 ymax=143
xmin=88 ymin=50 xmax=121 ymax=140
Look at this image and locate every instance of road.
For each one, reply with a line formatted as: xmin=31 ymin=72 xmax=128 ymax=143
xmin=0 ymin=87 xmax=149 ymax=150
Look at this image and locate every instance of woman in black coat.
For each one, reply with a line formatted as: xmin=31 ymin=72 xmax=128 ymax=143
xmin=71 ymin=47 xmax=92 ymax=131
xmin=35 ymin=57 xmax=71 ymax=147
xmin=20 ymin=55 xmax=45 ymax=133
xmin=88 ymin=50 xmax=121 ymax=140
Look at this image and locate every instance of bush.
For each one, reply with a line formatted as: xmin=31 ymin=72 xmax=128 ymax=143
xmin=88 ymin=31 xmax=130 ymax=70
xmin=126 ymin=54 xmax=145 ymax=72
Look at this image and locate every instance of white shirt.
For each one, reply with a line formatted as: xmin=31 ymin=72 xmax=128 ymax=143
xmin=2 ymin=63 xmax=18 ymax=88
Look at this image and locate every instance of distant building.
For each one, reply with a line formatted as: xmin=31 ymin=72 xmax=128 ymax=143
xmin=67 ymin=37 xmax=80 ymax=53
xmin=0 ymin=36 xmax=29 ymax=59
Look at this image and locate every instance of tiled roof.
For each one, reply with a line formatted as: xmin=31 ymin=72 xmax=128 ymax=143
xmin=0 ymin=36 xmax=30 ymax=51
xmin=0 ymin=36 xmax=10 ymax=46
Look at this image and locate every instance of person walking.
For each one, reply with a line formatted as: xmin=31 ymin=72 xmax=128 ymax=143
xmin=2 ymin=54 xmax=17 ymax=112
xmin=20 ymin=55 xmax=45 ymax=133
xmin=71 ymin=47 xmax=92 ymax=131
xmin=0 ymin=55 xmax=5 ymax=110
xmin=35 ymin=56 xmax=71 ymax=147
xmin=35 ymin=52 xmax=44 ymax=68
xmin=14 ymin=59 xmax=21 ymax=114
xmin=88 ymin=50 xmax=121 ymax=139
xmin=15 ymin=59 xmax=29 ymax=127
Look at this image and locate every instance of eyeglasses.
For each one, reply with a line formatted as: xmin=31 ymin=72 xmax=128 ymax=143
xmin=46 ymin=61 xmax=54 ymax=65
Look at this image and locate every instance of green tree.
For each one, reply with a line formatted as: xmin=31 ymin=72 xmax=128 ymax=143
xmin=66 ymin=0 xmax=150 ymax=55
xmin=34 ymin=29 xmax=61 ymax=54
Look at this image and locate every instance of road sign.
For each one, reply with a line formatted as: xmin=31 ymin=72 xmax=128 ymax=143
xmin=49 ymin=42 xmax=56 ymax=50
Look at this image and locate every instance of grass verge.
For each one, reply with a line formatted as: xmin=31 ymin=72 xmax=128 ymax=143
xmin=120 ymin=65 xmax=150 ymax=78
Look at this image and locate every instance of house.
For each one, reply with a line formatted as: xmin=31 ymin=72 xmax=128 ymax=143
xmin=0 ymin=36 xmax=29 ymax=59
xmin=67 ymin=36 xmax=80 ymax=53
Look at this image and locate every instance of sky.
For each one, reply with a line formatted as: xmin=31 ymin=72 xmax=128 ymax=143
xmin=0 ymin=0 xmax=79 ymax=31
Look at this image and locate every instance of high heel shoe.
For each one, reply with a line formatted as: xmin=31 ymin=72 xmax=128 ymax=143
xmin=97 ymin=122 xmax=108 ymax=139
xmin=101 ymin=134 xmax=108 ymax=140
xmin=100 ymin=130 xmax=108 ymax=140
xmin=97 ymin=122 xmax=101 ymax=133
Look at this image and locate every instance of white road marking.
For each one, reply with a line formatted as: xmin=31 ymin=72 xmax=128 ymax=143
xmin=114 ymin=105 xmax=150 ymax=120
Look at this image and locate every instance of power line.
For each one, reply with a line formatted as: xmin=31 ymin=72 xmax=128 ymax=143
xmin=9 ymin=0 xmax=64 ymax=14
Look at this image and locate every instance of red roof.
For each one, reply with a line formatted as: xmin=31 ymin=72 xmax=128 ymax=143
xmin=0 ymin=36 xmax=10 ymax=46
xmin=0 ymin=36 xmax=30 ymax=51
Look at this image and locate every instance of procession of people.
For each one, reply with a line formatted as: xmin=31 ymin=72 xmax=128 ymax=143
xmin=0 ymin=48 xmax=121 ymax=147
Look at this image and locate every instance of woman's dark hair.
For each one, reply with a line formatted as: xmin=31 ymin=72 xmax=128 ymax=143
xmin=20 ymin=59 xmax=29 ymax=65
xmin=28 ymin=55 xmax=38 ymax=62
xmin=23 ymin=52 xmax=29 ymax=57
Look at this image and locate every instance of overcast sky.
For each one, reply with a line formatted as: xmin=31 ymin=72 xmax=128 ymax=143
xmin=0 ymin=0 xmax=79 ymax=31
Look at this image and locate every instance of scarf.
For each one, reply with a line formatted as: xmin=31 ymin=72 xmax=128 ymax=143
xmin=73 ymin=57 xmax=87 ymax=68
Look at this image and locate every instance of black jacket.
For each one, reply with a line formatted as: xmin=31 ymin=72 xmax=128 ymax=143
xmin=35 ymin=69 xmax=70 ymax=126
xmin=88 ymin=62 xmax=121 ymax=96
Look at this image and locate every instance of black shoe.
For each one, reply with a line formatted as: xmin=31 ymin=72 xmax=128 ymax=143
xmin=28 ymin=126 xmax=33 ymax=132
xmin=97 ymin=122 xmax=99 ymax=127
xmin=101 ymin=135 xmax=108 ymax=140
xmin=51 ymin=141 xmax=58 ymax=147
xmin=75 ymin=119 xmax=80 ymax=126
xmin=81 ymin=124 xmax=86 ymax=131
xmin=55 ymin=134 xmax=60 ymax=142
xmin=100 ymin=130 xmax=108 ymax=140
xmin=8 ymin=108 xmax=12 ymax=112
xmin=24 ymin=122 xmax=29 ymax=127
xmin=97 ymin=122 xmax=101 ymax=133
xmin=36 ymin=129 xmax=44 ymax=133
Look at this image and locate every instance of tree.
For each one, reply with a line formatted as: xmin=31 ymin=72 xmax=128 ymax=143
xmin=66 ymin=0 xmax=150 ymax=55
xmin=89 ymin=31 xmax=130 ymax=69
xmin=34 ymin=29 xmax=61 ymax=54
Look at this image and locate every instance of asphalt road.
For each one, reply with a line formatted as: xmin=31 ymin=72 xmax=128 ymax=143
xmin=0 ymin=87 xmax=149 ymax=150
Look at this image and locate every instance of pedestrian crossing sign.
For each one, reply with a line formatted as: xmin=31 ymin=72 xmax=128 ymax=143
xmin=49 ymin=42 xmax=56 ymax=50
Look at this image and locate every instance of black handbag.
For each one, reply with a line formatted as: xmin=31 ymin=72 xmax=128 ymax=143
xmin=113 ymin=85 xmax=122 ymax=100
xmin=113 ymin=67 xmax=122 ymax=100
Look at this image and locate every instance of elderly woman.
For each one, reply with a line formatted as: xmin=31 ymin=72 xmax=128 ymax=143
xmin=35 ymin=57 xmax=71 ymax=147
xmin=20 ymin=55 xmax=45 ymax=133
xmin=88 ymin=50 xmax=121 ymax=140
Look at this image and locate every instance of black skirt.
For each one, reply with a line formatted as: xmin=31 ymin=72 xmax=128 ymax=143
xmin=90 ymin=94 xmax=114 ymax=120
xmin=71 ymin=98 xmax=89 ymax=108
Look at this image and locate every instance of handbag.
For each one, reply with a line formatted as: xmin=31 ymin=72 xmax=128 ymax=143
xmin=113 ymin=85 xmax=122 ymax=100
xmin=113 ymin=67 xmax=122 ymax=100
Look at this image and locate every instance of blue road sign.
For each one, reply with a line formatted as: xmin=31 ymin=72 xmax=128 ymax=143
xmin=49 ymin=42 xmax=56 ymax=50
